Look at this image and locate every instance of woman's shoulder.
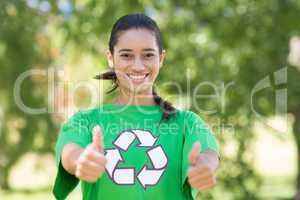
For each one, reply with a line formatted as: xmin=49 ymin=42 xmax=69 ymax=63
xmin=173 ymin=109 xmax=209 ymax=130
xmin=68 ymin=104 xmax=109 ymax=119
xmin=174 ymin=108 xmax=200 ymax=120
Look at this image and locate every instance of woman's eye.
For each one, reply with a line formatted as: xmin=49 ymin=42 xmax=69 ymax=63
xmin=121 ymin=54 xmax=128 ymax=57
xmin=144 ymin=53 xmax=155 ymax=58
xmin=120 ymin=54 xmax=132 ymax=58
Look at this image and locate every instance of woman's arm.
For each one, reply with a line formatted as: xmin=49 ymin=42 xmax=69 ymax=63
xmin=60 ymin=126 xmax=107 ymax=182
xmin=187 ymin=143 xmax=219 ymax=192
xmin=61 ymin=143 xmax=84 ymax=175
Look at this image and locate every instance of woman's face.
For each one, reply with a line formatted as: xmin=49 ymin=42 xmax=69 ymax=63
xmin=106 ymin=28 xmax=165 ymax=95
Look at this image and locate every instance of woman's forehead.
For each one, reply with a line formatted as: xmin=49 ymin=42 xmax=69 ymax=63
xmin=114 ymin=28 xmax=159 ymax=51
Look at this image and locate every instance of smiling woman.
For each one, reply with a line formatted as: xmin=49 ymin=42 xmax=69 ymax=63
xmin=53 ymin=13 xmax=219 ymax=200
xmin=94 ymin=14 xmax=174 ymax=121
xmin=107 ymin=28 xmax=163 ymax=96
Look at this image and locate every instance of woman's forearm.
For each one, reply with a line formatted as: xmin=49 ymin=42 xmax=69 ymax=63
xmin=61 ymin=143 xmax=84 ymax=175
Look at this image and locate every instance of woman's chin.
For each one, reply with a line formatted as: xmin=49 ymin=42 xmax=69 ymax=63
xmin=124 ymin=86 xmax=153 ymax=95
xmin=122 ymin=82 xmax=153 ymax=93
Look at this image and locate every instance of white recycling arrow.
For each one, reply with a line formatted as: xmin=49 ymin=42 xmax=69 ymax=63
xmin=133 ymin=129 xmax=157 ymax=147
xmin=113 ymin=131 xmax=136 ymax=151
xmin=105 ymin=149 xmax=123 ymax=178
xmin=137 ymin=167 xmax=165 ymax=189
xmin=147 ymin=145 xmax=168 ymax=169
xmin=114 ymin=168 xmax=135 ymax=184
xmin=105 ymin=129 xmax=168 ymax=188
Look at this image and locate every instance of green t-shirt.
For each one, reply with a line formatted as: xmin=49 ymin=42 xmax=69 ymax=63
xmin=53 ymin=104 xmax=219 ymax=200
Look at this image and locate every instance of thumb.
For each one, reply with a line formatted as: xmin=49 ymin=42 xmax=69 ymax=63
xmin=92 ymin=125 xmax=104 ymax=152
xmin=189 ymin=142 xmax=201 ymax=166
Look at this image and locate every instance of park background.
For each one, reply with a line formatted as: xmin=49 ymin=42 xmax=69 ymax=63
xmin=1 ymin=0 xmax=300 ymax=199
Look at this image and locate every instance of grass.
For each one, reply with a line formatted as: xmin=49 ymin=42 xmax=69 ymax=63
xmin=0 ymin=175 xmax=295 ymax=200
xmin=0 ymin=186 xmax=81 ymax=200
xmin=259 ymin=175 xmax=296 ymax=200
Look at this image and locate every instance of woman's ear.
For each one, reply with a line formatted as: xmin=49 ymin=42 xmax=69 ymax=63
xmin=106 ymin=50 xmax=114 ymax=69
xmin=159 ymin=49 xmax=166 ymax=68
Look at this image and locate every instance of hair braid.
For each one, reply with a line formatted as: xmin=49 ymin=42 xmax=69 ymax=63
xmin=152 ymin=87 xmax=177 ymax=122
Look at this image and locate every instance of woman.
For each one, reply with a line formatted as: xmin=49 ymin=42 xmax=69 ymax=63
xmin=53 ymin=13 xmax=219 ymax=200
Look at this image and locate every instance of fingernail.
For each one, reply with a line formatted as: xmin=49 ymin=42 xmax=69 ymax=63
xmin=93 ymin=125 xmax=101 ymax=133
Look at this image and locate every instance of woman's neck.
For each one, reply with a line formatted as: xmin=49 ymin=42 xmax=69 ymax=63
xmin=113 ymin=89 xmax=156 ymax=106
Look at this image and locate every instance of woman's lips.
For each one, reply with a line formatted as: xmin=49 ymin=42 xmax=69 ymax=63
xmin=126 ymin=73 xmax=150 ymax=84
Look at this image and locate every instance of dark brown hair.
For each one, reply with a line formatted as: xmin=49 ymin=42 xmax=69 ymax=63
xmin=95 ymin=13 xmax=177 ymax=122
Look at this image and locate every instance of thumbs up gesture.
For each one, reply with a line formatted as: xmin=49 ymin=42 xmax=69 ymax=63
xmin=75 ymin=125 xmax=107 ymax=182
xmin=187 ymin=142 xmax=217 ymax=192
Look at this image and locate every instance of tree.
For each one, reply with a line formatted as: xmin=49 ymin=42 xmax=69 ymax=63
xmin=0 ymin=1 xmax=57 ymax=189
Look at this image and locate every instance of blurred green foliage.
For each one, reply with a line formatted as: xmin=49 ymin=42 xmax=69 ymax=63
xmin=0 ymin=0 xmax=300 ymax=199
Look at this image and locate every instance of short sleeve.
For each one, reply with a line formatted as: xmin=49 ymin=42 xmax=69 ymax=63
xmin=52 ymin=111 xmax=91 ymax=200
xmin=181 ymin=111 xmax=219 ymax=199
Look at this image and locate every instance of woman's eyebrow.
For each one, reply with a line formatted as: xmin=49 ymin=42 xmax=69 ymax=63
xmin=118 ymin=48 xmax=156 ymax=53
xmin=118 ymin=49 xmax=132 ymax=53
xmin=143 ymin=48 xmax=156 ymax=52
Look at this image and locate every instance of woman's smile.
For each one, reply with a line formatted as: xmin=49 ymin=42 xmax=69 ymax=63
xmin=126 ymin=73 xmax=150 ymax=84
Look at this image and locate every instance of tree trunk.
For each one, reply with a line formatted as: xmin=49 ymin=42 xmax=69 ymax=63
xmin=0 ymin=165 xmax=11 ymax=190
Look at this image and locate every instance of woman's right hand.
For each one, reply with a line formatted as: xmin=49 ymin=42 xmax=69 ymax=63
xmin=74 ymin=125 xmax=107 ymax=183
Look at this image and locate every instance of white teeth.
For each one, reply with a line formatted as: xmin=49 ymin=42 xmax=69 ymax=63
xmin=128 ymin=74 xmax=147 ymax=80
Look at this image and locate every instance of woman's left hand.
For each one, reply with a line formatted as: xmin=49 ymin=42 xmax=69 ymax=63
xmin=187 ymin=143 xmax=219 ymax=192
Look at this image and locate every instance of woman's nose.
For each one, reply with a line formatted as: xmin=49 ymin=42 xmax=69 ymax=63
xmin=131 ymin=58 xmax=145 ymax=70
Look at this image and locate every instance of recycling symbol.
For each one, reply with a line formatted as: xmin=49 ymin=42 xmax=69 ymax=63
xmin=104 ymin=129 xmax=168 ymax=189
